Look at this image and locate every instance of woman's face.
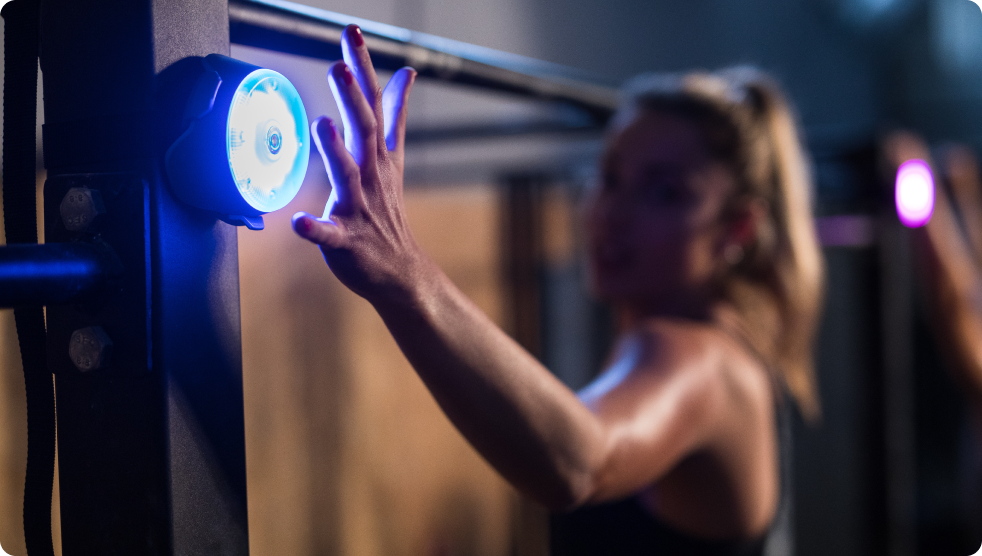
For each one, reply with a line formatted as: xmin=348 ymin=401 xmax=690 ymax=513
xmin=586 ymin=109 xmax=738 ymax=320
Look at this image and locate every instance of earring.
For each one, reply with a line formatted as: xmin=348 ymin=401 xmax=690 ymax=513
xmin=724 ymin=244 xmax=744 ymax=265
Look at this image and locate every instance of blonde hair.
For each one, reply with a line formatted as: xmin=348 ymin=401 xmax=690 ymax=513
xmin=620 ymin=68 xmax=825 ymax=420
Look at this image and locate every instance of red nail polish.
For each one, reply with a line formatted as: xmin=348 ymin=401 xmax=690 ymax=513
xmin=325 ymin=119 xmax=337 ymax=140
xmin=341 ymin=64 xmax=353 ymax=85
xmin=352 ymin=26 xmax=364 ymax=47
xmin=299 ymin=216 xmax=312 ymax=233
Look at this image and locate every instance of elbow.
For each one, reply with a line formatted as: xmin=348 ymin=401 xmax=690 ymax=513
xmin=537 ymin=431 xmax=613 ymax=511
xmin=535 ymin=468 xmax=598 ymax=512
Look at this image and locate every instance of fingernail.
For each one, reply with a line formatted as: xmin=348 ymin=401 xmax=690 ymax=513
xmin=315 ymin=117 xmax=336 ymax=141
xmin=341 ymin=63 xmax=353 ymax=86
xmin=352 ymin=26 xmax=364 ymax=47
xmin=299 ymin=216 xmax=313 ymax=234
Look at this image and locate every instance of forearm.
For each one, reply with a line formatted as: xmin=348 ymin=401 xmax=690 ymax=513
xmin=920 ymin=223 xmax=982 ymax=404
xmin=370 ymin=258 xmax=606 ymax=509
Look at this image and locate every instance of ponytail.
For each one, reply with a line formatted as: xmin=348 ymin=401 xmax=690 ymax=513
xmin=736 ymin=74 xmax=824 ymax=421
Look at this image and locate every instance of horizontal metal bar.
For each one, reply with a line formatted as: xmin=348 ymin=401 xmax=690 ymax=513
xmin=0 ymin=242 xmax=119 ymax=307
xmin=228 ymin=0 xmax=619 ymax=124
xmin=405 ymin=117 xmax=602 ymax=144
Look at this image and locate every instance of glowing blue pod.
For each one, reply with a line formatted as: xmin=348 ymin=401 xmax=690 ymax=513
xmin=226 ymin=69 xmax=309 ymax=214
xmin=166 ymin=55 xmax=309 ymax=230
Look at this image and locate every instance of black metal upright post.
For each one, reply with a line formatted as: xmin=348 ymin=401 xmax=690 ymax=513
xmin=40 ymin=0 xmax=249 ymax=554
xmin=879 ymin=221 xmax=916 ymax=556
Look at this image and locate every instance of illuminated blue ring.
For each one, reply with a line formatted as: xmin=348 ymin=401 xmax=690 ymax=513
xmin=267 ymin=126 xmax=283 ymax=155
xmin=226 ymin=69 xmax=309 ymax=213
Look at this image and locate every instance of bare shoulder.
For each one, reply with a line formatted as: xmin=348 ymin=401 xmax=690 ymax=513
xmin=577 ymin=317 xmax=777 ymax=500
xmin=578 ymin=319 xmax=728 ymax=421
xmin=579 ymin=319 xmax=710 ymax=403
xmin=630 ymin=318 xmax=775 ymax=421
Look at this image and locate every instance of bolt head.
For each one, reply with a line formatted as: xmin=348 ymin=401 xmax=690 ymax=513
xmin=69 ymin=326 xmax=113 ymax=372
xmin=60 ymin=187 xmax=106 ymax=232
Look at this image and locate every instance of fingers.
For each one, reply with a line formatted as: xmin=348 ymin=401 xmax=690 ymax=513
xmin=382 ymin=67 xmax=417 ymax=157
xmin=342 ymin=25 xmax=386 ymax=150
xmin=882 ymin=131 xmax=948 ymax=227
xmin=328 ymin=60 xmax=379 ymax=170
xmin=293 ymin=211 xmax=346 ymax=249
xmin=882 ymin=131 xmax=932 ymax=169
xmin=885 ymin=132 xmax=955 ymax=223
xmin=885 ymin=132 xmax=971 ymax=282
xmin=312 ymin=116 xmax=365 ymax=212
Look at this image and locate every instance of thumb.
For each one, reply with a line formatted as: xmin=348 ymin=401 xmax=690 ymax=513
xmin=293 ymin=212 xmax=346 ymax=249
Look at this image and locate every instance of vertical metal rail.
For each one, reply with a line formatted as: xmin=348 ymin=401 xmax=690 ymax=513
xmin=502 ymin=174 xmax=546 ymax=359
xmin=879 ymin=221 xmax=917 ymax=556
xmin=40 ymin=0 xmax=249 ymax=553
xmin=500 ymin=174 xmax=550 ymax=556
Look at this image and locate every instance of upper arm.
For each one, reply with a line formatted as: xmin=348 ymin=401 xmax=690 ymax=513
xmin=576 ymin=325 xmax=721 ymax=503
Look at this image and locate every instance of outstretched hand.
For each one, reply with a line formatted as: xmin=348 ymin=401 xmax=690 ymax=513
xmin=292 ymin=25 xmax=423 ymax=305
xmin=884 ymin=132 xmax=982 ymax=407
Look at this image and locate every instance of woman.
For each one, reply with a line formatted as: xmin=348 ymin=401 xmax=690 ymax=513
xmin=293 ymin=25 xmax=823 ymax=554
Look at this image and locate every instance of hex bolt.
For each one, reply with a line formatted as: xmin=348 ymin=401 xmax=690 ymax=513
xmin=60 ymin=187 xmax=106 ymax=232
xmin=69 ymin=326 xmax=113 ymax=372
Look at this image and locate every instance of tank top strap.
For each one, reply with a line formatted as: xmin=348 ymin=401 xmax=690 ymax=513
xmin=713 ymin=321 xmax=795 ymax=556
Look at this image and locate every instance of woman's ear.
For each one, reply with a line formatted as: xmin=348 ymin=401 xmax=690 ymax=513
xmin=725 ymin=197 xmax=769 ymax=250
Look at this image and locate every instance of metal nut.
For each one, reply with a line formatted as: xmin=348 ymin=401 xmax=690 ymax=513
xmin=60 ymin=187 xmax=106 ymax=232
xmin=69 ymin=326 xmax=113 ymax=372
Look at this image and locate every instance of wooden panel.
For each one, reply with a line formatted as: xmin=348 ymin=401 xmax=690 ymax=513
xmin=238 ymin=177 xmax=517 ymax=556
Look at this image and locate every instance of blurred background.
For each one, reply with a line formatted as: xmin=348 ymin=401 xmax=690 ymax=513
xmin=3 ymin=0 xmax=982 ymax=554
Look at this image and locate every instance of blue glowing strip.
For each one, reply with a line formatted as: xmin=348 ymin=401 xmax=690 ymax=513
xmin=0 ymin=260 xmax=101 ymax=281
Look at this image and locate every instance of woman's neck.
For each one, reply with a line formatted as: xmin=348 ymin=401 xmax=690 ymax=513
xmin=615 ymin=298 xmax=727 ymax=334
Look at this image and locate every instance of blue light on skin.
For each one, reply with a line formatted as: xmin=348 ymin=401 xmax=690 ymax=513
xmin=578 ymin=335 xmax=643 ymax=404
xmin=895 ymin=159 xmax=935 ymax=228
xmin=227 ymin=69 xmax=309 ymax=213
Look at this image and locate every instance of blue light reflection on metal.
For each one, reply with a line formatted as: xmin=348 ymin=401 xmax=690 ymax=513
xmin=226 ymin=69 xmax=309 ymax=213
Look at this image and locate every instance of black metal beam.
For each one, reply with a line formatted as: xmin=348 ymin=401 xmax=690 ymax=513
xmin=228 ymin=0 xmax=619 ymax=124
xmin=404 ymin=118 xmax=600 ymax=144
xmin=40 ymin=0 xmax=249 ymax=553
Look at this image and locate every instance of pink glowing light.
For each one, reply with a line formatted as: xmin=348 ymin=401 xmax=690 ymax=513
xmin=895 ymin=159 xmax=935 ymax=228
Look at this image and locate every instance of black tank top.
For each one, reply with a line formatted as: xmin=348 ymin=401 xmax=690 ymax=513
xmin=549 ymin=400 xmax=792 ymax=556
xmin=550 ymin=328 xmax=794 ymax=556
xmin=549 ymin=495 xmax=768 ymax=556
